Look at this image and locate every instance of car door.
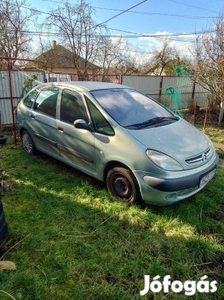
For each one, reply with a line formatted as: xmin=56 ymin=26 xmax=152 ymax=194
xmin=30 ymin=87 xmax=60 ymax=158
xmin=56 ymin=88 xmax=96 ymax=175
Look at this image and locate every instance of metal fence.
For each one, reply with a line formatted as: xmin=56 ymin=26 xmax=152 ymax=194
xmin=0 ymin=70 xmax=45 ymax=125
xmin=0 ymin=71 xmax=210 ymax=126
xmin=44 ymin=72 xmax=121 ymax=84
xmin=122 ymin=75 xmax=209 ymax=109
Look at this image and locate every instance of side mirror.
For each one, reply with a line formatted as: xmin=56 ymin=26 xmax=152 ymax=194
xmin=74 ymin=119 xmax=92 ymax=131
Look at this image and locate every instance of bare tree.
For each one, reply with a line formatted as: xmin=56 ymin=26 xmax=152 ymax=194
xmin=95 ymin=36 xmax=121 ymax=80
xmin=191 ymin=14 xmax=224 ymax=123
xmin=95 ymin=36 xmax=140 ymax=79
xmin=142 ymin=40 xmax=178 ymax=76
xmin=114 ymin=40 xmax=140 ymax=75
xmin=42 ymin=0 xmax=107 ymax=78
xmin=0 ymin=0 xmax=34 ymax=67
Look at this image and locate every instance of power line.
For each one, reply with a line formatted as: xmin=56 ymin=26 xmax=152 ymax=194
xmin=20 ymin=5 xmax=57 ymax=17
xmin=96 ymin=0 xmax=147 ymax=26
xmin=16 ymin=5 xmax=216 ymax=38
xmin=20 ymin=2 xmax=216 ymax=20
xmin=16 ymin=2 xmax=217 ymax=38
xmin=17 ymin=28 xmax=215 ymax=38
xmin=94 ymin=7 xmax=215 ymax=19
xmin=167 ymin=0 xmax=218 ymax=14
xmin=2 ymin=0 xmax=217 ymax=45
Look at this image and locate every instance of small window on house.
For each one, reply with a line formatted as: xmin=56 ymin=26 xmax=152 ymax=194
xmin=23 ymin=90 xmax=39 ymax=108
xmin=34 ymin=88 xmax=58 ymax=118
xmin=49 ymin=77 xmax=57 ymax=82
xmin=60 ymin=89 xmax=87 ymax=124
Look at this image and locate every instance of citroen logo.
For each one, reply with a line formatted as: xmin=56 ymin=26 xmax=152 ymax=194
xmin=202 ymin=152 xmax=207 ymax=161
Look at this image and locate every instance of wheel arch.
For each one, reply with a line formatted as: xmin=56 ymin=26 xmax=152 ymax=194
xmin=104 ymin=161 xmax=143 ymax=204
xmin=18 ymin=126 xmax=28 ymax=138
xmin=104 ymin=160 xmax=134 ymax=182
xmin=20 ymin=128 xmax=37 ymax=155
xmin=19 ymin=126 xmax=35 ymax=143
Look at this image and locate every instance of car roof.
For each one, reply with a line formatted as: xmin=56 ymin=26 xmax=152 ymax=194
xmin=35 ymin=81 xmax=131 ymax=92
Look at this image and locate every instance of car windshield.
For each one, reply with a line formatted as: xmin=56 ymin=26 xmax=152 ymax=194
xmin=90 ymin=88 xmax=177 ymax=129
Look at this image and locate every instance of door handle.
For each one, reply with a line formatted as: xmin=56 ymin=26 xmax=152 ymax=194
xmin=57 ymin=127 xmax=64 ymax=133
xmin=30 ymin=114 xmax=35 ymax=119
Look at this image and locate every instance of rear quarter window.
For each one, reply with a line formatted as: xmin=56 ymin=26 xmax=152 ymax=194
xmin=34 ymin=88 xmax=59 ymax=118
xmin=23 ymin=90 xmax=39 ymax=108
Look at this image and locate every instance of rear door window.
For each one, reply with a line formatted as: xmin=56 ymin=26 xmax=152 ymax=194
xmin=60 ymin=89 xmax=88 ymax=124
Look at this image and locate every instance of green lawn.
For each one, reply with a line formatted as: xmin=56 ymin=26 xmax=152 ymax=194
xmin=0 ymin=142 xmax=224 ymax=299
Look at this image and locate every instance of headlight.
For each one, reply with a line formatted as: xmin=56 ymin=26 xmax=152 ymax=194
xmin=146 ymin=149 xmax=183 ymax=171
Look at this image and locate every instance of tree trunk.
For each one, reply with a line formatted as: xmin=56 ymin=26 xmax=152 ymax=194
xmin=218 ymin=101 xmax=224 ymax=125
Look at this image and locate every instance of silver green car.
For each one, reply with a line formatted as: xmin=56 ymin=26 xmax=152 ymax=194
xmin=16 ymin=81 xmax=219 ymax=205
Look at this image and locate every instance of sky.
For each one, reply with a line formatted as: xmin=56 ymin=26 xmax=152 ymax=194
xmin=27 ymin=0 xmax=224 ymax=60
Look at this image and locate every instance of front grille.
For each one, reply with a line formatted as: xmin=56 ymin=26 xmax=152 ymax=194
xmin=185 ymin=147 xmax=212 ymax=165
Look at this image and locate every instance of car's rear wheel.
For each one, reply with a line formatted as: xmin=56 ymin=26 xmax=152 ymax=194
xmin=106 ymin=166 xmax=141 ymax=204
xmin=21 ymin=130 xmax=36 ymax=155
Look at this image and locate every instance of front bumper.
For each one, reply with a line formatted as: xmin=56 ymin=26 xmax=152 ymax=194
xmin=134 ymin=153 xmax=219 ymax=205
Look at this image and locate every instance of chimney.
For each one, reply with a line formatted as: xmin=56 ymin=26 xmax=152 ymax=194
xmin=52 ymin=40 xmax=57 ymax=49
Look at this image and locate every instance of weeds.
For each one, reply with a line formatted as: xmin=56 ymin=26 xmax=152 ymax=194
xmin=0 ymin=142 xmax=223 ymax=299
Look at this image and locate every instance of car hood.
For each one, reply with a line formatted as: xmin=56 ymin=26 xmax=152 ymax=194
xmin=127 ymin=118 xmax=211 ymax=163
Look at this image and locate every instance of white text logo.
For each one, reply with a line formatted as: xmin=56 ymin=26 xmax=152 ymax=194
xmin=140 ymin=275 xmax=218 ymax=296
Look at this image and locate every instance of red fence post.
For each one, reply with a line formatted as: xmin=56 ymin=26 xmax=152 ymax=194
xmin=7 ymin=58 xmax=17 ymax=145
xmin=0 ymin=56 xmax=34 ymax=145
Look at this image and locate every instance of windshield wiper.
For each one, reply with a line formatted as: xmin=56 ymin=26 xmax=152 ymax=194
xmin=126 ymin=116 xmax=179 ymax=129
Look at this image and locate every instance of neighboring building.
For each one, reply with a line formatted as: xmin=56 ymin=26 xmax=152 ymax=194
xmin=22 ymin=41 xmax=101 ymax=82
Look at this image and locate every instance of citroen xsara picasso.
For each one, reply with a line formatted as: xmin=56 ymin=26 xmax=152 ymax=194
xmin=17 ymin=82 xmax=219 ymax=205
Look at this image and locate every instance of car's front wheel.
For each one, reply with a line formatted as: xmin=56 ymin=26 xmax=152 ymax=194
xmin=21 ymin=130 xmax=36 ymax=155
xmin=106 ymin=166 xmax=141 ymax=204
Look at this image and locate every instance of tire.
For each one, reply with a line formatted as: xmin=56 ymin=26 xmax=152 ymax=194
xmin=0 ymin=211 xmax=5 ymax=224
xmin=106 ymin=166 xmax=141 ymax=204
xmin=0 ymin=200 xmax=8 ymax=243
xmin=0 ymin=200 xmax=3 ymax=213
xmin=0 ymin=134 xmax=8 ymax=145
xmin=21 ymin=130 xmax=36 ymax=155
xmin=0 ymin=221 xmax=8 ymax=243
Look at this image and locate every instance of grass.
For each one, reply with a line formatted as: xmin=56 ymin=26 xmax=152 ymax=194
xmin=0 ymin=133 xmax=224 ymax=299
xmin=202 ymin=126 xmax=224 ymax=144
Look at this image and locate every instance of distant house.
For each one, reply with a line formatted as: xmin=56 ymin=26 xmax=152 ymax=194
xmin=22 ymin=41 xmax=100 ymax=82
